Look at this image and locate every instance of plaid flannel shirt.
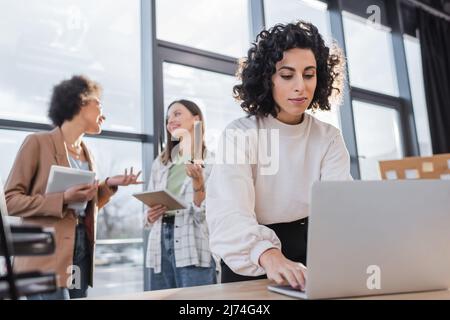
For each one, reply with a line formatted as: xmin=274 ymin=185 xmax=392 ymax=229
xmin=144 ymin=153 xmax=213 ymax=273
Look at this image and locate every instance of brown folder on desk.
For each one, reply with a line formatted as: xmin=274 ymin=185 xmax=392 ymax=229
xmin=379 ymin=153 xmax=450 ymax=180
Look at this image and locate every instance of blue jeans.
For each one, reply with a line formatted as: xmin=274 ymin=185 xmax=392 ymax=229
xmin=27 ymin=224 xmax=91 ymax=300
xmin=148 ymin=222 xmax=217 ymax=291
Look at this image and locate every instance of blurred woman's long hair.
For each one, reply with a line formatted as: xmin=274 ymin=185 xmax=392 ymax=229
xmin=160 ymin=99 xmax=206 ymax=166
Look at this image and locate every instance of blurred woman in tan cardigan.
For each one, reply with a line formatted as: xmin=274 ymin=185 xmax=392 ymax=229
xmin=5 ymin=75 xmax=143 ymax=299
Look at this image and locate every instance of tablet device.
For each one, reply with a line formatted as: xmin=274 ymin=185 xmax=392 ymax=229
xmin=45 ymin=165 xmax=95 ymax=211
xmin=133 ymin=190 xmax=188 ymax=211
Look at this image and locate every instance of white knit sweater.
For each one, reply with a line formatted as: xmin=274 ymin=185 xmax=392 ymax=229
xmin=206 ymin=113 xmax=353 ymax=276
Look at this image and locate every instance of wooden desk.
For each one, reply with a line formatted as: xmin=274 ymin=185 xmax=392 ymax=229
xmin=88 ymin=279 xmax=450 ymax=300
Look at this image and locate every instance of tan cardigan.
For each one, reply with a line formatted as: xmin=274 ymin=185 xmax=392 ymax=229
xmin=5 ymin=127 xmax=117 ymax=288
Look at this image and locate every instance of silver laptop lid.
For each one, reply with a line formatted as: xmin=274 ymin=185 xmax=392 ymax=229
xmin=306 ymin=180 xmax=450 ymax=299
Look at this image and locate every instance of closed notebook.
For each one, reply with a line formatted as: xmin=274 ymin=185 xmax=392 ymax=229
xmin=133 ymin=190 xmax=188 ymax=211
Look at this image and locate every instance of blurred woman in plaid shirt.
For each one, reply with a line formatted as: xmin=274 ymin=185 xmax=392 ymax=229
xmin=144 ymin=99 xmax=217 ymax=290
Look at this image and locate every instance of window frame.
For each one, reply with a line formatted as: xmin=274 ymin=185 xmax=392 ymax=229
xmin=328 ymin=0 xmax=419 ymax=179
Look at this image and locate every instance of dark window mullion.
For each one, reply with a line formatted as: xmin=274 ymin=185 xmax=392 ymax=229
xmin=328 ymin=0 xmax=361 ymax=179
xmin=386 ymin=0 xmax=419 ymax=157
xmin=157 ymin=40 xmax=237 ymax=65
xmin=0 ymin=119 xmax=151 ymax=143
xmin=157 ymin=43 xmax=237 ymax=76
xmin=351 ymin=87 xmax=402 ymax=108
xmin=249 ymin=0 xmax=265 ymax=39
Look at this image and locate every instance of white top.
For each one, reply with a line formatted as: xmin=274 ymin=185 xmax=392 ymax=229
xmin=206 ymin=113 xmax=353 ymax=277
xmin=68 ymin=156 xmax=90 ymax=217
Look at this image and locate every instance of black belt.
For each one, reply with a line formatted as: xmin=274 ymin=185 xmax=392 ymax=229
xmin=221 ymin=217 xmax=309 ymax=284
xmin=162 ymin=215 xmax=175 ymax=224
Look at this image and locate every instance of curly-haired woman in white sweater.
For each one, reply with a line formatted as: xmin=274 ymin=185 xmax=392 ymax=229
xmin=206 ymin=21 xmax=352 ymax=291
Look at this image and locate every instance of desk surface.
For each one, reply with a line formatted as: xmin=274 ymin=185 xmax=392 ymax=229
xmin=90 ymin=279 xmax=450 ymax=300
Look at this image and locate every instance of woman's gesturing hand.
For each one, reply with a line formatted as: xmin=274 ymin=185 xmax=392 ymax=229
xmin=106 ymin=167 xmax=144 ymax=187
xmin=185 ymin=163 xmax=204 ymax=183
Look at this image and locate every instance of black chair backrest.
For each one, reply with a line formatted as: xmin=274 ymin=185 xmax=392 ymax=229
xmin=0 ymin=177 xmax=18 ymax=299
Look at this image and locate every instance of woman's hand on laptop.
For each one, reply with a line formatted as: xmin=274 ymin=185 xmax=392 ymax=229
xmin=259 ymin=248 xmax=307 ymax=291
xmin=146 ymin=204 xmax=167 ymax=223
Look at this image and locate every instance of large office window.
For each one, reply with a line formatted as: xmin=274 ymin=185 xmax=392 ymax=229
xmin=404 ymin=35 xmax=432 ymax=156
xmin=343 ymin=11 xmax=399 ymax=97
xmin=0 ymin=0 xmax=145 ymax=298
xmin=0 ymin=130 xmax=28 ymax=181
xmin=156 ymin=0 xmax=250 ymax=58
xmin=83 ymin=138 xmax=144 ymax=240
xmin=264 ymin=0 xmax=331 ymax=39
xmin=83 ymin=137 xmax=144 ymax=297
xmin=0 ymin=0 xmax=142 ymax=133
xmin=162 ymin=63 xmax=244 ymax=152
xmin=353 ymin=100 xmax=404 ymax=180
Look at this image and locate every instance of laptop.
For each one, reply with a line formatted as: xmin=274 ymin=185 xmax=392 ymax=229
xmin=268 ymin=180 xmax=450 ymax=299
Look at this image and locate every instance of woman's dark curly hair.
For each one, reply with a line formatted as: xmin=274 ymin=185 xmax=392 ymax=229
xmin=48 ymin=75 xmax=102 ymax=127
xmin=233 ymin=21 xmax=345 ymax=117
